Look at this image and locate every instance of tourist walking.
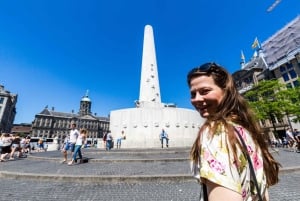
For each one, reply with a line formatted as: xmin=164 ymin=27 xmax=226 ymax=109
xmin=0 ymin=133 xmax=13 ymax=162
xmin=106 ymin=131 xmax=113 ymax=151
xmin=20 ymin=136 xmax=31 ymax=155
xmin=187 ymin=62 xmax=280 ymax=201
xmin=61 ymin=123 xmax=79 ymax=163
xmin=102 ymin=132 xmax=107 ymax=149
xmin=10 ymin=135 xmax=21 ymax=160
xmin=286 ymin=128 xmax=296 ymax=149
xmin=37 ymin=138 xmax=44 ymax=152
xmin=68 ymin=128 xmax=87 ymax=165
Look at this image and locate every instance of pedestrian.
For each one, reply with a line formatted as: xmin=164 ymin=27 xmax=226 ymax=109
xmin=103 ymin=132 xmax=107 ymax=149
xmin=37 ymin=138 xmax=44 ymax=152
xmin=10 ymin=135 xmax=21 ymax=160
xmin=285 ymin=128 xmax=296 ymax=149
xmin=44 ymin=142 xmax=48 ymax=152
xmin=292 ymin=128 xmax=299 ymax=138
xmin=187 ymin=62 xmax=280 ymax=201
xmin=159 ymin=129 xmax=169 ymax=148
xmin=295 ymin=131 xmax=300 ymax=153
xmin=106 ymin=130 xmax=113 ymax=151
xmin=61 ymin=123 xmax=79 ymax=163
xmin=25 ymin=135 xmax=31 ymax=154
xmin=116 ymin=130 xmax=126 ymax=149
xmin=68 ymin=128 xmax=87 ymax=165
xmin=0 ymin=133 xmax=13 ymax=162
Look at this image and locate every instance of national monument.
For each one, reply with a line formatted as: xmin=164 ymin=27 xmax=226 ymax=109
xmin=109 ymin=25 xmax=203 ymax=148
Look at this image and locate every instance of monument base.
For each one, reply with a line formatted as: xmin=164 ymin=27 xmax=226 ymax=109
xmin=109 ymin=107 xmax=203 ymax=148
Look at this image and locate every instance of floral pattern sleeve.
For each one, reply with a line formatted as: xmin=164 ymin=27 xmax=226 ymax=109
xmin=199 ymin=124 xmax=267 ymax=201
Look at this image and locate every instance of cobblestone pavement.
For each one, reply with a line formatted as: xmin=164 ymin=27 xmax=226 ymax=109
xmin=0 ymin=147 xmax=298 ymax=201
xmin=0 ymin=172 xmax=299 ymax=201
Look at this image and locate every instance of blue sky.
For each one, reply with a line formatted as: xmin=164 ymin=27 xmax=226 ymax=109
xmin=1 ymin=0 xmax=299 ymax=124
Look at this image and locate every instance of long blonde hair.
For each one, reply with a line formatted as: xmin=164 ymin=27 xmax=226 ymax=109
xmin=187 ymin=62 xmax=280 ymax=186
xmin=80 ymin=128 xmax=87 ymax=141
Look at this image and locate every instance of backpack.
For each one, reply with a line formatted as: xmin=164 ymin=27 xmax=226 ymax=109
xmin=103 ymin=133 xmax=107 ymax=141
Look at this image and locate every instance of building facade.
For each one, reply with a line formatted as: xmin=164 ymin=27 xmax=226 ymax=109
xmin=0 ymin=85 xmax=17 ymax=133
xmin=232 ymin=15 xmax=300 ymax=139
xmin=11 ymin=123 xmax=32 ymax=137
xmin=31 ymin=93 xmax=110 ymax=145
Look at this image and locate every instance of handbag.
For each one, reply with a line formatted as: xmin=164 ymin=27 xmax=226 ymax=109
xmin=234 ymin=127 xmax=263 ymax=201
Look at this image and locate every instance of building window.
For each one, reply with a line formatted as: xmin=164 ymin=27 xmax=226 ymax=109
xmin=286 ymin=62 xmax=293 ymax=69
xmin=282 ymin=73 xmax=290 ymax=82
xmin=293 ymin=80 xmax=299 ymax=87
xmin=289 ymin=69 xmax=297 ymax=79
xmin=280 ymin=66 xmax=286 ymax=72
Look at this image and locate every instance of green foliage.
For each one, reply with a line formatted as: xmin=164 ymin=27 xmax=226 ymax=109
xmin=244 ymin=79 xmax=300 ymax=125
xmin=244 ymin=80 xmax=284 ymax=121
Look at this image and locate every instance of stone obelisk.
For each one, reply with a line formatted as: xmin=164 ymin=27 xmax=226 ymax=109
xmin=138 ymin=25 xmax=162 ymax=107
xmin=109 ymin=25 xmax=203 ymax=148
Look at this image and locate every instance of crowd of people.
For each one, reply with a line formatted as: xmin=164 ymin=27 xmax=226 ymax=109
xmin=0 ymin=133 xmax=31 ymax=162
xmin=0 ymin=123 xmax=129 ymax=166
xmin=102 ymin=130 xmax=126 ymax=150
xmin=270 ymin=128 xmax=300 ymax=152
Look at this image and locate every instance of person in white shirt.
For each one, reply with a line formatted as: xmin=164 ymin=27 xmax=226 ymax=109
xmin=159 ymin=129 xmax=169 ymax=148
xmin=116 ymin=130 xmax=126 ymax=149
xmin=68 ymin=128 xmax=87 ymax=165
xmin=61 ymin=123 xmax=79 ymax=163
xmin=286 ymin=128 xmax=296 ymax=145
xmin=106 ymin=131 xmax=113 ymax=151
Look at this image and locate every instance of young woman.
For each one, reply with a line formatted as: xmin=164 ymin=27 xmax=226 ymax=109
xmin=188 ymin=62 xmax=280 ymax=201
xmin=10 ymin=135 xmax=21 ymax=159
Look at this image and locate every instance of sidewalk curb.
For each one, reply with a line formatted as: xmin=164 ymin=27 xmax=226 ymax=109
xmin=1 ymin=148 xmax=299 ymax=183
xmin=27 ymin=155 xmax=189 ymax=163
xmin=0 ymin=171 xmax=195 ymax=183
xmin=1 ymin=166 xmax=299 ymax=183
xmin=280 ymin=166 xmax=300 ymax=174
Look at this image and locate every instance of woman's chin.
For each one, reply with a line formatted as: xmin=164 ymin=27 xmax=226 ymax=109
xmin=200 ymin=111 xmax=209 ymax=118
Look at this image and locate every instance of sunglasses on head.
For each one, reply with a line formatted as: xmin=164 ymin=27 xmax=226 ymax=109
xmin=190 ymin=62 xmax=221 ymax=73
xmin=187 ymin=62 xmax=226 ymax=84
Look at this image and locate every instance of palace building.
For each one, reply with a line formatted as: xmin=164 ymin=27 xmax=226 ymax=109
xmin=31 ymin=92 xmax=109 ymax=145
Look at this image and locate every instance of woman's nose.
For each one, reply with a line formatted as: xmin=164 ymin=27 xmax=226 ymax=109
xmin=194 ymin=92 xmax=204 ymax=101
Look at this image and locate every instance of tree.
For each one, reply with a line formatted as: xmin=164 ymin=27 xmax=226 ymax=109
xmin=244 ymin=80 xmax=287 ymax=133
xmin=276 ymin=86 xmax=298 ymax=128
xmin=285 ymin=78 xmax=300 ymax=123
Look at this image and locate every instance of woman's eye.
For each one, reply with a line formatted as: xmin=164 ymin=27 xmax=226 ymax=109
xmin=190 ymin=92 xmax=196 ymax=99
xmin=201 ymin=90 xmax=209 ymax=95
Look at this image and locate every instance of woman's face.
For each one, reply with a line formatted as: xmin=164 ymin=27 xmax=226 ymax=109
xmin=189 ymin=75 xmax=224 ymax=118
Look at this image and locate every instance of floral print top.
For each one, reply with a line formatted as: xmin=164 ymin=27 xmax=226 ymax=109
xmin=198 ymin=123 xmax=267 ymax=201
